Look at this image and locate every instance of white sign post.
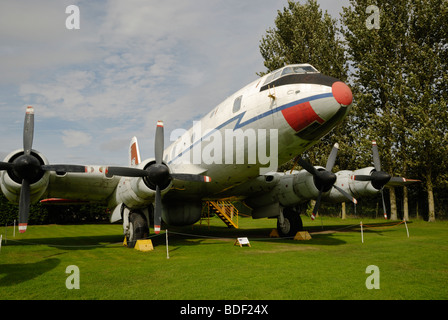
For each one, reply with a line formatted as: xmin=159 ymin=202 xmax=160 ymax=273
xmin=360 ymin=222 xmax=364 ymax=243
xmin=166 ymin=229 xmax=170 ymax=259
xmin=404 ymin=219 xmax=409 ymax=238
xmin=234 ymin=237 xmax=251 ymax=247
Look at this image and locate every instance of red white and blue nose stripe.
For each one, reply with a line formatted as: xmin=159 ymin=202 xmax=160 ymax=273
xmin=281 ymin=81 xmax=353 ymax=133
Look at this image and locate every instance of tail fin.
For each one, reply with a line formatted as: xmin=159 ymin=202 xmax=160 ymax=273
xmin=129 ymin=136 xmax=141 ymax=167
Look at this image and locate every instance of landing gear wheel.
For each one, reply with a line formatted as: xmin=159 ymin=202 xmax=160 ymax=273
xmin=126 ymin=211 xmax=149 ymax=248
xmin=277 ymin=207 xmax=303 ymax=237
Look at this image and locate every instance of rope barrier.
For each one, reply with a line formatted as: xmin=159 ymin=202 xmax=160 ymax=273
xmin=359 ymin=220 xmax=409 ymax=243
xmin=360 ymin=221 xmax=405 ymax=229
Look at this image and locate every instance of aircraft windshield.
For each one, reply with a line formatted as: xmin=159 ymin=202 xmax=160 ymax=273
xmin=263 ymin=64 xmax=319 ymax=86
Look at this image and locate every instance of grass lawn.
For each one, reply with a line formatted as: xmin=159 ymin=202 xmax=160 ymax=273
xmin=1 ymin=216 xmax=447 ymax=300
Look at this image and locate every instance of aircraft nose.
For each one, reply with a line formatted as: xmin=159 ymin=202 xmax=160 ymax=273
xmin=332 ymin=81 xmax=353 ymax=106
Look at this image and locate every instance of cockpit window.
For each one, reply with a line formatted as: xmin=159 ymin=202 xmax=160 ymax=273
xmin=281 ymin=67 xmax=294 ymax=76
xmin=263 ymin=64 xmax=319 ymax=86
xmin=292 ymin=65 xmax=317 ymax=73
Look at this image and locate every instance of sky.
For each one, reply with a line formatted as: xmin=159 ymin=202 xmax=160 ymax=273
xmin=0 ymin=0 xmax=349 ymax=166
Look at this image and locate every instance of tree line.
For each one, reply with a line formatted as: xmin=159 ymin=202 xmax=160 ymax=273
xmin=0 ymin=193 xmax=109 ymax=226
xmin=259 ymin=0 xmax=448 ymax=221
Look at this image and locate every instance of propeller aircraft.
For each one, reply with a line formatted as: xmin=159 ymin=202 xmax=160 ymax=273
xmin=0 ymin=64 xmax=416 ymax=245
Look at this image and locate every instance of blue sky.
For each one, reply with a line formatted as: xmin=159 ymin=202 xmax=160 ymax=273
xmin=0 ymin=0 xmax=349 ymax=166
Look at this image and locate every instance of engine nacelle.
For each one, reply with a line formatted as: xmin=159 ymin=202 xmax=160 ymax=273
xmin=349 ymin=167 xmax=379 ymax=197
xmin=162 ymin=201 xmax=202 ymax=226
xmin=0 ymin=149 xmax=50 ymax=204
xmin=323 ymin=170 xmax=354 ymax=203
xmin=244 ymin=169 xmax=321 ymax=218
xmin=284 ymin=168 xmax=322 ymax=205
xmin=323 ymin=167 xmax=379 ymax=203
xmin=111 ymin=159 xmax=172 ymax=209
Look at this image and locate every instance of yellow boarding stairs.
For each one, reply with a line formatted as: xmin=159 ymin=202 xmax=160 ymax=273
xmin=204 ymin=201 xmax=239 ymax=228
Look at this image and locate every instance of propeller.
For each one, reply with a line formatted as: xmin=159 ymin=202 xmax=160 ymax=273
xmin=295 ymin=143 xmax=357 ymax=220
xmin=353 ymin=141 xmax=391 ymax=219
xmin=106 ymin=120 xmax=211 ymax=234
xmin=0 ymin=106 xmax=87 ymax=233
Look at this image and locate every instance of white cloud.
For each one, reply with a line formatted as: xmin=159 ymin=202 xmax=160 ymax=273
xmin=62 ymin=130 xmax=92 ymax=148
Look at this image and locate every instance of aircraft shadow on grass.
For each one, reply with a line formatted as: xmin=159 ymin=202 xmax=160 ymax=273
xmin=154 ymin=220 xmax=410 ymax=248
xmin=151 ymin=224 xmax=351 ymax=247
xmin=3 ymin=234 xmax=124 ymax=251
xmin=3 ymin=221 xmax=405 ymax=254
xmin=0 ymin=258 xmax=60 ymax=287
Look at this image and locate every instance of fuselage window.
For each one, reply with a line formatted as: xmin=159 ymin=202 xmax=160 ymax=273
xmin=233 ymin=95 xmax=242 ymax=113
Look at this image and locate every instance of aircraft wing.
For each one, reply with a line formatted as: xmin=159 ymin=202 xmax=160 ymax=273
xmin=386 ymin=177 xmax=421 ymax=187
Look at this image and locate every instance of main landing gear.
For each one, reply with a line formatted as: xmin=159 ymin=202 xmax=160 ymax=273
xmin=277 ymin=207 xmax=303 ymax=237
xmin=123 ymin=206 xmax=151 ymax=248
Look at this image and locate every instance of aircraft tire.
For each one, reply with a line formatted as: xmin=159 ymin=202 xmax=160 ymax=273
xmin=277 ymin=207 xmax=303 ymax=237
xmin=126 ymin=210 xmax=149 ymax=248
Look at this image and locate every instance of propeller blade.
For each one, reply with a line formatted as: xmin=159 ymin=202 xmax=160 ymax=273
xmin=353 ymin=175 xmax=373 ymax=181
xmin=325 ymin=143 xmax=339 ymax=171
xmin=154 ymin=185 xmax=162 ymax=234
xmin=171 ymin=173 xmax=212 ymax=182
xmin=42 ymin=164 xmax=87 ymax=173
xmin=333 ymin=185 xmax=357 ymax=204
xmin=297 ymin=158 xmax=319 ymax=176
xmin=18 ymin=179 xmax=31 ymax=233
xmin=106 ymin=166 xmax=149 ymax=178
xmin=311 ymin=187 xmax=324 ymax=220
xmin=0 ymin=162 xmax=14 ymax=171
xmin=372 ymin=140 xmax=381 ymax=171
xmin=380 ymin=188 xmax=387 ymax=219
xmin=23 ymin=106 xmax=34 ymax=156
xmin=155 ymin=120 xmax=164 ymax=165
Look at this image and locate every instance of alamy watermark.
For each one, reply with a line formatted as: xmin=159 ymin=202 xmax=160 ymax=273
xmin=169 ymin=121 xmax=278 ymax=175
xmin=65 ymin=5 xmax=80 ymax=30
xmin=366 ymin=5 xmax=380 ymax=30
xmin=66 ymin=265 xmax=80 ymax=289
xmin=365 ymin=265 xmax=380 ymax=289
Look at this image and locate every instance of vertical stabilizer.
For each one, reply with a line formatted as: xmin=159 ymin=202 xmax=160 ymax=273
xmin=129 ymin=136 xmax=141 ymax=167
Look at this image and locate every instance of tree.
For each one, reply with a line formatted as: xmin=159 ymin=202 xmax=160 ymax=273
xmin=405 ymin=0 xmax=448 ymax=221
xmin=341 ymin=0 xmax=448 ymax=221
xmin=259 ymin=0 xmax=347 ymax=79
